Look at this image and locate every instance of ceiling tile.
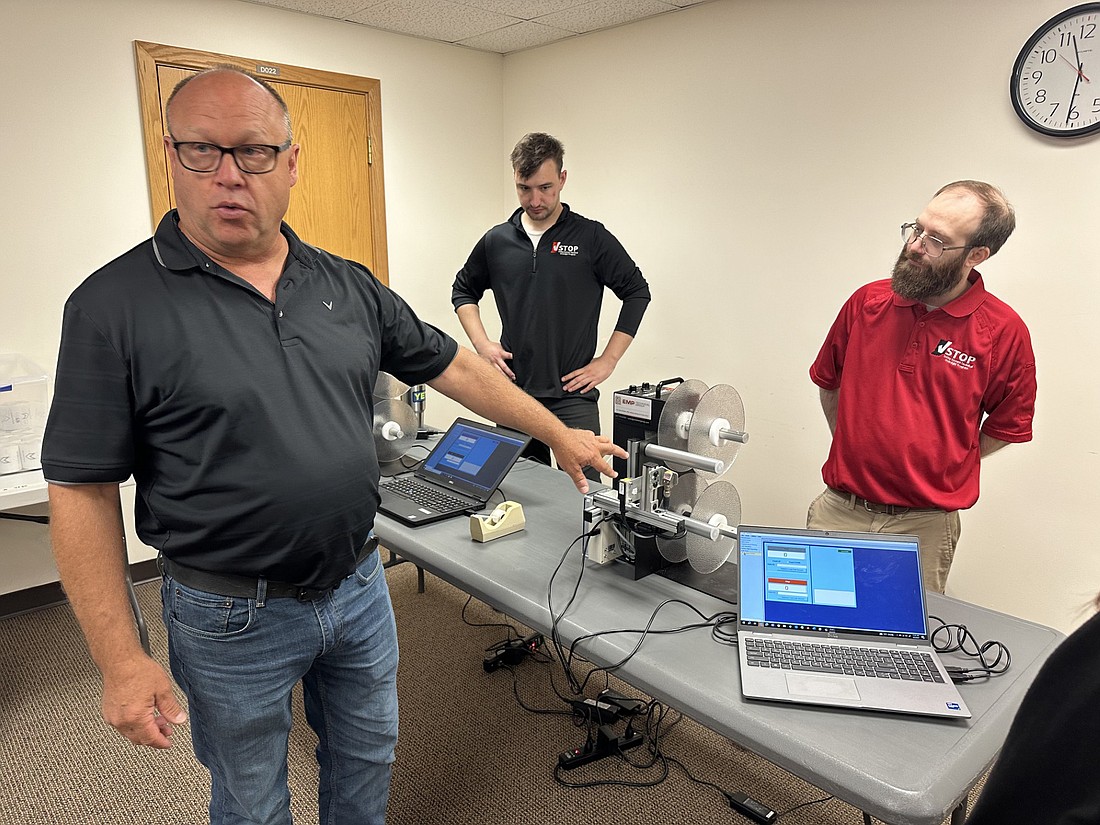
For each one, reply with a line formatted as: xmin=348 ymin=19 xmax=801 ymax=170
xmin=535 ymin=0 xmax=677 ymax=35
xmin=347 ymin=0 xmax=518 ymax=42
xmin=457 ymin=20 xmax=575 ymax=53
xmin=243 ymin=0 xmax=379 ymax=17
xmin=234 ymin=0 xmax=716 ymax=54
xmin=456 ymin=0 xmax=589 ymax=19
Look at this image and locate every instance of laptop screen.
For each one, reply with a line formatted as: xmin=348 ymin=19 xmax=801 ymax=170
xmin=738 ymin=525 xmax=928 ymax=639
xmin=418 ymin=418 xmax=530 ymax=495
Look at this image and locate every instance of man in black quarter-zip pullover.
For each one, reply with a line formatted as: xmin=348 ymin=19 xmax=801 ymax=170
xmin=451 ymin=132 xmax=651 ymax=479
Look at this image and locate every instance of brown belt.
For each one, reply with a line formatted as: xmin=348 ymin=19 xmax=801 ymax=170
xmin=827 ymin=488 xmax=943 ymax=516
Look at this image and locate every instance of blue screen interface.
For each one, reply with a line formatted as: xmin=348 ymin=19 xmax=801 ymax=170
xmin=421 ymin=424 xmax=526 ymax=492
xmin=738 ymin=529 xmax=926 ymax=637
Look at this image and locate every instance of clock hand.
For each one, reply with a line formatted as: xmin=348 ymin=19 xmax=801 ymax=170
xmin=1059 ymin=53 xmax=1090 ymax=82
xmin=1067 ymin=41 xmax=1083 ymax=126
xmin=1071 ymin=34 xmax=1091 ymax=83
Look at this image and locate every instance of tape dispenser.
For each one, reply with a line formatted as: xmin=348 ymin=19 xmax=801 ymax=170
xmin=470 ymin=501 xmax=525 ymax=542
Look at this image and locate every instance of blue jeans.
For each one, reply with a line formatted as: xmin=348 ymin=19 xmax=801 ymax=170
xmin=160 ymin=550 xmax=399 ymax=825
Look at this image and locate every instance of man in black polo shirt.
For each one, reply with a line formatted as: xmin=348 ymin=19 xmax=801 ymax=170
xmin=451 ymin=132 xmax=651 ymax=480
xmin=41 ymin=68 xmax=622 ymax=825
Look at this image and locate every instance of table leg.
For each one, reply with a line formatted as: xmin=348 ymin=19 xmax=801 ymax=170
xmin=951 ymin=795 xmax=968 ymax=824
xmin=1 ymin=510 xmax=150 ymax=653
xmin=0 ymin=512 xmax=50 ymax=524
xmin=382 ymin=547 xmax=426 ymax=593
xmin=862 ymin=794 xmax=966 ymax=825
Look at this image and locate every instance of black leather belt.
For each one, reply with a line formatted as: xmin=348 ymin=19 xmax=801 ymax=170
xmin=827 ymin=488 xmax=942 ymax=516
xmin=158 ymin=537 xmax=379 ymax=602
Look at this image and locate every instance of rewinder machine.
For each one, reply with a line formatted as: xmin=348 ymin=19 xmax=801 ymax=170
xmin=372 ymin=372 xmax=436 ymax=462
xmin=583 ymin=378 xmax=749 ymax=602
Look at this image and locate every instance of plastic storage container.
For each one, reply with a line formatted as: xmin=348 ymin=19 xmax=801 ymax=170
xmin=0 ymin=354 xmax=49 ymax=476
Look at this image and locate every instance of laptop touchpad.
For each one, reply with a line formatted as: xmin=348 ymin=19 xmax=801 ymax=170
xmin=785 ymin=673 xmax=861 ymax=701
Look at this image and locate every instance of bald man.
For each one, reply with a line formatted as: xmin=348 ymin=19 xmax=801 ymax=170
xmin=42 ymin=68 xmax=622 ymax=825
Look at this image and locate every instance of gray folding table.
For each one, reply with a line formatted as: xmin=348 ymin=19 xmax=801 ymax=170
xmin=375 ymin=458 xmax=1063 ymax=825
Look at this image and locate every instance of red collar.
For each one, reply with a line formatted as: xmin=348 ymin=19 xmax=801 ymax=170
xmin=892 ymin=269 xmax=986 ymax=317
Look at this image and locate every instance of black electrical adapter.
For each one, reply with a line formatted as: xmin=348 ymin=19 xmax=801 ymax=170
xmin=570 ymin=697 xmax=622 ymax=725
xmin=483 ymin=632 xmax=543 ymax=672
xmin=597 ymin=688 xmax=646 ymax=717
xmin=727 ymin=791 xmax=777 ymax=824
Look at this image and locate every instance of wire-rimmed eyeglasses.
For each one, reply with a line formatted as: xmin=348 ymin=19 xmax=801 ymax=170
xmin=171 ymin=139 xmax=292 ymax=174
xmin=900 ymin=222 xmax=975 ymax=259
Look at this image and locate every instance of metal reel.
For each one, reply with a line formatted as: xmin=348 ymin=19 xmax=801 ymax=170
xmin=684 ymin=480 xmax=741 ymax=574
xmin=655 ymin=471 xmax=708 ymax=563
xmin=656 ymin=379 xmax=710 ymax=472
xmin=373 ymin=399 xmax=417 ymax=462
xmin=687 ymin=384 xmax=746 ymax=476
xmin=373 ymin=371 xmax=410 ymax=400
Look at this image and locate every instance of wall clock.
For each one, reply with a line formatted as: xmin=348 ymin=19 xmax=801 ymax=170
xmin=1011 ymin=3 xmax=1100 ymax=137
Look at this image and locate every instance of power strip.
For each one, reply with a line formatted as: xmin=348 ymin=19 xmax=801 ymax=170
xmin=558 ymin=724 xmax=644 ymax=769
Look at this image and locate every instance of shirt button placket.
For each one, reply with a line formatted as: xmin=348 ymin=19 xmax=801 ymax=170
xmin=900 ymin=320 xmax=921 ymax=370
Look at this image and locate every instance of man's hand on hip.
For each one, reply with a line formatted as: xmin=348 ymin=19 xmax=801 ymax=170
xmin=475 ymin=341 xmax=516 ymax=380
xmin=561 ymin=355 xmax=616 ymax=394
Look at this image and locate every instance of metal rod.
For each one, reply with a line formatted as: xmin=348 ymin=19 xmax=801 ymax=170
xmin=643 ymin=443 xmax=724 ymax=474
xmin=718 ymin=429 xmax=749 ymax=444
xmin=681 ymin=515 xmax=720 ymax=541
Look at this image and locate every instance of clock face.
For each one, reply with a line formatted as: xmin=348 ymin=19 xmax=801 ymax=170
xmin=1011 ymin=3 xmax=1100 ymax=137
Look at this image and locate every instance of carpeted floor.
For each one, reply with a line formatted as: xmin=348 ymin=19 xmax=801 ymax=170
xmin=0 ymin=561 xmax=982 ymax=824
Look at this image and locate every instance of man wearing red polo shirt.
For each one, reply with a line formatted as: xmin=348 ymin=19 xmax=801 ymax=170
xmin=808 ymin=181 xmax=1036 ymax=593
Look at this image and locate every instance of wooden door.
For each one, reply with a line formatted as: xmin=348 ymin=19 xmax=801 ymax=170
xmin=135 ymin=41 xmax=388 ymax=284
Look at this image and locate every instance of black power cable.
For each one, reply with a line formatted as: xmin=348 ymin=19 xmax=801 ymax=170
xmin=535 ymin=525 xmax=777 ymax=818
xmin=929 ymin=614 xmax=1012 ymax=682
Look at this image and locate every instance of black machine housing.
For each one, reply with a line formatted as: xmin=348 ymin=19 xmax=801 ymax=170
xmin=608 ymin=378 xmax=685 ymax=579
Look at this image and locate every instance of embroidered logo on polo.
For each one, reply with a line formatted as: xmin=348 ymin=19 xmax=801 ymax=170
xmin=551 ymin=241 xmax=580 ymax=256
xmin=932 ymin=339 xmax=977 ymax=370
xmin=322 ymin=300 xmax=333 ymax=311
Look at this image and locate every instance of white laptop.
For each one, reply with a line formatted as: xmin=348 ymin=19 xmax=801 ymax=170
xmin=736 ymin=525 xmax=970 ymax=719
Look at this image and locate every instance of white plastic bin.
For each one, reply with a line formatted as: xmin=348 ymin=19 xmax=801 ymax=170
xmin=0 ymin=354 xmax=49 ymax=476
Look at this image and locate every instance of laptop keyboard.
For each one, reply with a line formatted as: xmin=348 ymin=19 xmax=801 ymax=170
xmin=381 ymin=477 xmax=471 ymax=511
xmin=743 ymin=638 xmax=944 ymax=682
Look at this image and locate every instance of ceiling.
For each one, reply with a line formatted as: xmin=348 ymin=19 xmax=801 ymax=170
xmin=240 ymin=0 xmax=714 ymax=54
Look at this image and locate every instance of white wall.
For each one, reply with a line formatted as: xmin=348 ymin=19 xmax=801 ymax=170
xmin=0 ymin=0 xmax=503 ymax=587
xmin=502 ymin=0 xmax=1100 ymax=634
xmin=4 ymin=0 xmax=1097 ymax=636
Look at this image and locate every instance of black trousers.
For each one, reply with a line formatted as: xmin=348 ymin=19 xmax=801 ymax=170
xmin=520 ymin=396 xmax=602 ymax=482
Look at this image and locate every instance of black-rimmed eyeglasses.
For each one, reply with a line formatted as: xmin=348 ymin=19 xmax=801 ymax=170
xmin=900 ymin=222 xmax=975 ymax=259
xmin=171 ymin=139 xmax=291 ymax=174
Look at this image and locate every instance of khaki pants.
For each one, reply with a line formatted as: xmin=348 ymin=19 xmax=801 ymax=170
xmin=806 ymin=488 xmax=962 ymax=593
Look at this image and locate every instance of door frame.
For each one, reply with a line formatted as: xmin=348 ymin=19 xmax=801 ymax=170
xmin=134 ymin=40 xmax=389 ymax=284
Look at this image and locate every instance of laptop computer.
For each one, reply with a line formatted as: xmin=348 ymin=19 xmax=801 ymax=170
xmin=377 ymin=418 xmax=531 ymax=527
xmin=736 ymin=525 xmax=970 ymax=719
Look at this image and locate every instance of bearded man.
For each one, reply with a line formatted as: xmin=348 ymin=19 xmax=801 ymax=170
xmin=806 ymin=181 xmax=1036 ymax=592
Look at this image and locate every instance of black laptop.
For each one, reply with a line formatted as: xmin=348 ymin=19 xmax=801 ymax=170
xmin=377 ymin=418 xmax=531 ymax=526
